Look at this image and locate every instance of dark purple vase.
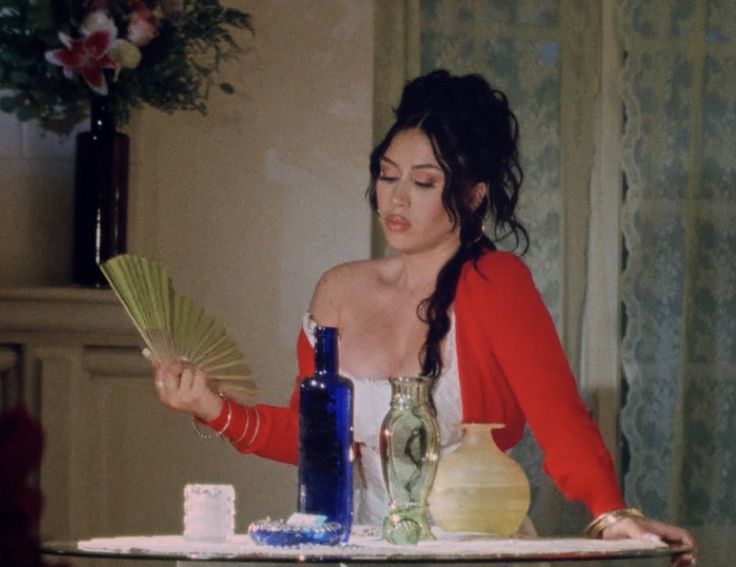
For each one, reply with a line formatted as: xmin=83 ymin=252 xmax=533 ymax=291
xmin=72 ymin=96 xmax=129 ymax=287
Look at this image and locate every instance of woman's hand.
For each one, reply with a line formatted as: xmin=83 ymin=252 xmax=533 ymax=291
xmin=149 ymin=356 xmax=223 ymax=422
xmin=602 ymin=516 xmax=696 ymax=567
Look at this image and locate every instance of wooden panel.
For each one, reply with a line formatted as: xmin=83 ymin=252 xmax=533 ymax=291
xmin=0 ymin=345 xmax=21 ymax=409
xmin=1 ymin=288 xmax=295 ymax=550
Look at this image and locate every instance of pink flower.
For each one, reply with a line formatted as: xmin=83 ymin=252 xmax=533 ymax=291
xmin=127 ymin=0 xmax=158 ymax=46
xmin=45 ymin=28 xmax=120 ymax=95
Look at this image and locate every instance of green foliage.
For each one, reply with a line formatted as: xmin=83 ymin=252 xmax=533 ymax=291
xmin=0 ymin=0 xmax=252 ymax=135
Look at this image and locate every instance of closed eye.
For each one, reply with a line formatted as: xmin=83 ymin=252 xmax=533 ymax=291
xmin=378 ymin=175 xmax=399 ymax=182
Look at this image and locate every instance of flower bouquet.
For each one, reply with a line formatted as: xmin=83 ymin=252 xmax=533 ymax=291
xmin=0 ymin=0 xmax=252 ymax=135
xmin=1 ymin=1 xmax=251 ymax=286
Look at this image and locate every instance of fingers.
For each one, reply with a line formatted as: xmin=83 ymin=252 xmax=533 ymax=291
xmin=601 ymin=517 xmax=652 ymax=540
xmin=641 ymin=518 xmax=696 ymax=548
xmin=151 ymin=358 xmax=216 ymax=418
xmin=142 ymin=348 xmax=159 ymax=368
xmin=649 ymin=522 xmax=697 ymax=567
xmin=601 ymin=516 xmax=697 ymax=567
xmin=155 ymin=367 xmax=175 ymax=404
xmin=179 ymin=366 xmax=210 ymax=396
xmin=179 ymin=366 xmax=195 ymax=392
xmin=602 ymin=516 xmax=694 ymax=546
xmin=152 ymin=359 xmax=185 ymax=404
xmin=147 ymin=353 xmax=224 ymax=422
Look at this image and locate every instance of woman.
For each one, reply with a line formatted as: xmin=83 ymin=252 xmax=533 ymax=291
xmin=151 ymin=70 xmax=694 ymax=564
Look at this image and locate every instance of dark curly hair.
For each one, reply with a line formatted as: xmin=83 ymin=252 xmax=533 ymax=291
xmin=366 ymin=69 xmax=528 ymax=382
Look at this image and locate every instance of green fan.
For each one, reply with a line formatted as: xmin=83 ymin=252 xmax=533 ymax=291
xmin=100 ymin=254 xmax=256 ymax=403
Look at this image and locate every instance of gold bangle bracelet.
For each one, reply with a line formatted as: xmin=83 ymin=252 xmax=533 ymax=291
xmin=583 ymin=507 xmax=644 ymax=538
xmin=191 ymin=417 xmax=213 ymax=439
xmin=215 ymin=399 xmax=233 ymax=436
xmin=245 ymin=408 xmax=261 ymax=447
xmin=192 ymin=397 xmax=231 ymax=440
xmin=231 ymin=406 xmax=251 ymax=445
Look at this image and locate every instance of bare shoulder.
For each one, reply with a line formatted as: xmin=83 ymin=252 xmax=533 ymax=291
xmin=314 ymin=259 xmax=381 ymax=295
xmin=309 ymin=259 xmax=386 ymax=326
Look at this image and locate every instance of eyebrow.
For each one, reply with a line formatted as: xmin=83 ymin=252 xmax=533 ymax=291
xmin=380 ymin=155 xmax=443 ymax=171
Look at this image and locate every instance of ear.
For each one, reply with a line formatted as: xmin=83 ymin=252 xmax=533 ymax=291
xmin=468 ymin=182 xmax=488 ymax=212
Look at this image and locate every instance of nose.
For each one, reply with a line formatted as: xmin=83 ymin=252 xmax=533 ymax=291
xmin=390 ymin=177 xmax=411 ymax=207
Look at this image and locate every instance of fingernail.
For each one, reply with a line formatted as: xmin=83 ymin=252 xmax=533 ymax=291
xmin=142 ymin=348 xmax=153 ymax=361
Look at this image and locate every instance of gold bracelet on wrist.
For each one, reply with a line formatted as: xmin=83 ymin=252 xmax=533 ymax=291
xmin=215 ymin=399 xmax=233 ymax=437
xmin=191 ymin=397 xmax=231 ymax=440
xmin=583 ymin=507 xmax=644 ymax=538
xmin=191 ymin=417 xmax=213 ymax=439
xmin=246 ymin=407 xmax=261 ymax=447
xmin=231 ymin=406 xmax=251 ymax=445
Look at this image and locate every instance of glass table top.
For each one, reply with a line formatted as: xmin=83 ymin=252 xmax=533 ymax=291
xmin=40 ymin=527 xmax=692 ymax=564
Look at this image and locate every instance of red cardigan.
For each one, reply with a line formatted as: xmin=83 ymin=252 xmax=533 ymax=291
xmin=207 ymin=251 xmax=625 ymax=516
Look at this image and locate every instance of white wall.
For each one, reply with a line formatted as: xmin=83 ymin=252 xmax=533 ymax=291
xmin=130 ymin=0 xmax=374 ymax=405
xmin=0 ymin=108 xmax=79 ymax=285
xmin=1 ymin=0 xmax=374 ymax=534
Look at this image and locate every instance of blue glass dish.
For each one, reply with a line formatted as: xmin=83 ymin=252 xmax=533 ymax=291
xmin=248 ymin=519 xmax=344 ymax=547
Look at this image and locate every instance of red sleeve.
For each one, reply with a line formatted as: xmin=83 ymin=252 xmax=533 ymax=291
xmin=457 ymin=251 xmax=625 ymax=516
xmin=205 ymin=328 xmax=315 ymax=465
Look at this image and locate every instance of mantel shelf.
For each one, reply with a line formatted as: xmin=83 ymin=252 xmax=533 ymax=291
xmin=0 ymin=286 xmax=117 ymax=305
xmin=0 ymin=285 xmax=137 ymax=341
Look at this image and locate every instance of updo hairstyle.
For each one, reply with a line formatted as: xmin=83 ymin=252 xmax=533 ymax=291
xmin=366 ymin=69 xmax=528 ymax=381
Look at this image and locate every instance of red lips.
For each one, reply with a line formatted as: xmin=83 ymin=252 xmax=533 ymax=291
xmin=385 ymin=214 xmax=411 ymax=233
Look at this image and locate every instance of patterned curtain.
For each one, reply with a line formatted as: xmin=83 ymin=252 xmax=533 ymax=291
xmin=375 ymin=2 xmax=736 ymax=559
xmin=376 ymin=0 xmax=603 ymax=535
xmin=619 ymin=1 xmax=736 ymax=565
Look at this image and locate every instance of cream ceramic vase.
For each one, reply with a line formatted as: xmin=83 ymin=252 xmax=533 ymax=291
xmin=429 ymin=423 xmax=530 ymax=535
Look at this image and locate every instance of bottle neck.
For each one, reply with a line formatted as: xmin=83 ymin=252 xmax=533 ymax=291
xmin=462 ymin=423 xmax=504 ymax=446
xmin=315 ymin=326 xmax=338 ymax=374
xmin=90 ymin=95 xmax=115 ymax=134
xmin=389 ymin=376 xmax=431 ymax=408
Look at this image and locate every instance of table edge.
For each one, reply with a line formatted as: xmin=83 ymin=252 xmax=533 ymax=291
xmin=39 ymin=540 xmax=693 ymax=563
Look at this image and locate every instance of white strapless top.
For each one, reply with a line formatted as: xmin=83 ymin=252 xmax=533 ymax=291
xmin=302 ymin=314 xmax=464 ymax=524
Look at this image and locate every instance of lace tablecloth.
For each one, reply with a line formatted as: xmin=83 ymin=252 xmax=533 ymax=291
xmin=72 ymin=525 xmax=670 ymax=562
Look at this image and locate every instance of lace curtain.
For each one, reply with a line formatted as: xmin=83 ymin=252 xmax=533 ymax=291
xmin=375 ymin=1 xmax=736 ymax=560
xmin=619 ymin=1 xmax=736 ymax=564
xmin=375 ymin=0 xmax=603 ymax=535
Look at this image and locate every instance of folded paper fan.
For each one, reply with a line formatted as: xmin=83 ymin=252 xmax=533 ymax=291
xmin=100 ymin=254 xmax=256 ymax=403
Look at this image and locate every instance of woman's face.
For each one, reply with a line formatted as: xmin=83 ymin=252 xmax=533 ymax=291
xmin=375 ymin=128 xmax=459 ymax=254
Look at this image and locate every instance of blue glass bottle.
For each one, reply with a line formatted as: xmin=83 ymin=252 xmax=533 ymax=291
xmin=298 ymin=326 xmax=354 ymax=542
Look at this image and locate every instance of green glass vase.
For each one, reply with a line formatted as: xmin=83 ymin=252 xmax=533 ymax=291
xmin=379 ymin=375 xmax=439 ymax=545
